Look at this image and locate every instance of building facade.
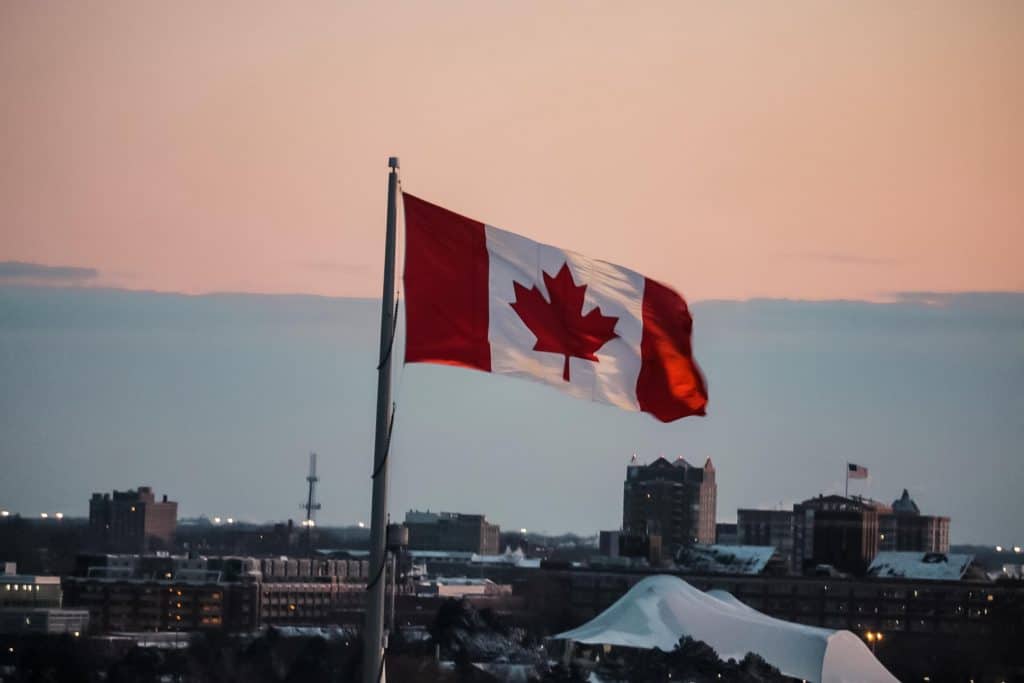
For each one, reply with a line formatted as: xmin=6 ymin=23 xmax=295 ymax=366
xmin=737 ymin=509 xmax=795 ymax=572
xmin=793 ymin=495 xmax=880 ymax=576
xmin=404 ymin=511 xmax=500 ymax=554
xmin=877 ymin=490 xmax=950 ymax=553
xmin=89 ymin=486 xmax=178 ymax=552
xmin=62 ymin=553 xmax=370 ymax=633
xmin=0 ymin=565 xmax=89 ymax=636
xmin=622 ymin=456 xmax=717 ymax=551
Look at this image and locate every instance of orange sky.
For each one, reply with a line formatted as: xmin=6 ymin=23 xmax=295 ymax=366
xmin=1 ymin=1 xmax=1021 ymax=301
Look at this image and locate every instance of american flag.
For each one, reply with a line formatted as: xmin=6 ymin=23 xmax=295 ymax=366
xmin=847 ymin=463 xmax=869 ymax=479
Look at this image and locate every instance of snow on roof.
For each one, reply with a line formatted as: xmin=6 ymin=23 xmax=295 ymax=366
xmin=470 ymin=547 xmax=541 ymax=568
xmin=867 ymin=552 xmax=974 ymax=581
xmin=408 ymin=550 xmax=475 ymax=560
xmin=554 ymin=574 xmax=897 ymax=683
xmin=674 ymin=544 xmax=777 ymax=575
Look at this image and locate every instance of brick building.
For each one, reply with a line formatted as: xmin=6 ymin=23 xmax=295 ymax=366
xmin=62 ymin=553 xmax=369 ymax=633
xmin=622 ymin=456 xmax=717 ymax=550
xmin=89 ymin=487 xmax=178 ymax=552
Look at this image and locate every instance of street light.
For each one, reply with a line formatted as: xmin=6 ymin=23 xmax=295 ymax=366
xmin=996 ymin=545 xmax=1003 ymax=552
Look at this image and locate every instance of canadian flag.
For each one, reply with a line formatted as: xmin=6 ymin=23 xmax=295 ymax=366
xmin=402 ymin=194 xmax=707 ymax=422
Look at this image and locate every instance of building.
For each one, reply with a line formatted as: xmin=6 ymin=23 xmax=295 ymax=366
xmin=524 ymin=565 xmax=1024 ymax=675
xmin=715 ymin=523 xmax=738 ymax=545
xmin=0 ymin=564 xmax=89 ymax=635
xmin=867 ymin=552 xmax=977 ymax=581
xmin=414 ymin=577 xmax=511 ymax=599
xmin=673 ymin=544 xmax=786 ymax=576
xmin=89 ymin=486 xmax=178 ymax=552
xmin=598 ymin=530 xmax=663 ymax=564
xmin=877 ymin=490 xmax=950 ymax=553
xmin=737 ymin=509 xmax=795 ymax=572
xmin=62 ymin=553 xmax=369 ymax=633
xmin=622 ymin=456 xmax=717 ymax=551
xmin=404 ymin=511 xmax=500 ymax=554
xmin=793 ymin=495 xmax=880 ymax=576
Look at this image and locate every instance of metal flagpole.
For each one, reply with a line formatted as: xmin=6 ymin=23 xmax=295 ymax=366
xmin=363 ymin=156 xmax=400 ymax=683
xmin=845 ymin=464 xmax=849 ymax=498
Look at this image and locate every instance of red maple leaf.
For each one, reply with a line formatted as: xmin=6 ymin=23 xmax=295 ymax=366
xmin=509 ymin=263 xmax=619 ymax=382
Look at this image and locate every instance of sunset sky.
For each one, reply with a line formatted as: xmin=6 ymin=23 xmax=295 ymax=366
xmin=1 ymin=3 xmax=1022 ymax=543
xmin=2 ymin=1 xmax=1021 ymax=301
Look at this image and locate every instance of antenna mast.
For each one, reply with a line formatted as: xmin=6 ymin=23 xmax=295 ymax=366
xmin=301 ymin=452 xmax=322 ymax=554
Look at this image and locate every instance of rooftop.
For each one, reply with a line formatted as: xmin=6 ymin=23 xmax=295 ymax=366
xmin=867 ymin=552 xmax=975 ymax=581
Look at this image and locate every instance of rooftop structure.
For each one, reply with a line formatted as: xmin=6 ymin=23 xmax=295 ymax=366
xmin=866 ymin=552 xmax=975 ymax=581
xmin=673 ymin=544 xmax=783 ymax=576
xmin=554 ymin=575 xmax=898 ymax=682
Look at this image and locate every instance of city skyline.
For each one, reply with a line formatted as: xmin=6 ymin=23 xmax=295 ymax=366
xmin=2 ymin=285 xmax=1019 ymax=544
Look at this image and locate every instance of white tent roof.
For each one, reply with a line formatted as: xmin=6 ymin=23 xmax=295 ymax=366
xmin=554 ymin=575 xmax=897 ymax=683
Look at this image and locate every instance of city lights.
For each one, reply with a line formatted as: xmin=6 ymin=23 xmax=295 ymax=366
xmin=213 ymin=517 xmax=222 ymax=524
xmin=55 ymin=512 xmax=64 ymax=520
xmin=996 ymin=545 xmax=1003 ymax=552
xmin=39 ymin=513 xmax=48 ymax=519
xmin=1 ymin=510 xmax=9 ymax=517
xmin=1015 ymin=546 xmax=1022 ymax=554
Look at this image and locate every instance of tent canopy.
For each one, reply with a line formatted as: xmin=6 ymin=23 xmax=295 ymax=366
xmin=553 ymin=574 xmax=897 ymax=683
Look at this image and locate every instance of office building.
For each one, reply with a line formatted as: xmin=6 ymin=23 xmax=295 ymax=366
xmin=793 ymin=495 xmax=880 ymax=575
xmin=0 ymin=564 xmax=89 ymax=635
xmin=622 ymin=456 xmax=717 ymax=551
xmin=404 ymin=511 xmax=500 ymax=554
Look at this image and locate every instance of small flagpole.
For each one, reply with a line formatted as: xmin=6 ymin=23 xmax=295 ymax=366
xmin=845 ymin=463 xmax=849 ymax=498
xmin=363 ymin=156 xmax=400 ymax=683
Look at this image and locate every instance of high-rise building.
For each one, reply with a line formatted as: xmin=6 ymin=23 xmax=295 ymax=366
xmin=793 ymin=495 xmax=879 ymax=575
xmin=88 ymin=486 xmax=177 ymax=553
xmin=403 ymin=511 xmax=500 ymax=554
xmin=877 ymin=489 xmax=950 ymax=553
xmin=622 ymin=456 xmax=717 ymax=551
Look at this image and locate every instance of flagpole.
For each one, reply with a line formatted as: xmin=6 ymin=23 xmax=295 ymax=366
xmin=845 ymin=464 xmax=849 ymax=498
xmin=363 ymin=156 xmax=399 ymax=683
